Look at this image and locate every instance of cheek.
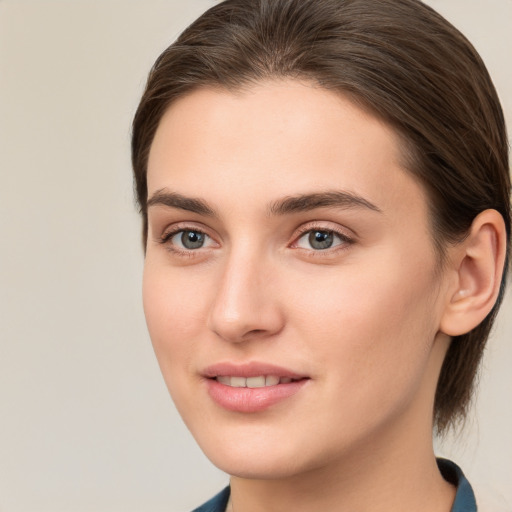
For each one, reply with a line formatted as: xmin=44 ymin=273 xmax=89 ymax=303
xmin=142 ymin=261 xmax=209 ymax=381
xmin=288 ymin=250 xmax=440 ymax=401
xmin=292 ymin=252 xmax=436 ymax=337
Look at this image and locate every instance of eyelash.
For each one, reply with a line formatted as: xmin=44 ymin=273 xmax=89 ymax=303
xmin=158 ymin=225 xmax=215 ymax=257
xmin=157 ymin=223 xmax=355 ymax=258
xmin=291 ymin=224 xmax=355 ymax=256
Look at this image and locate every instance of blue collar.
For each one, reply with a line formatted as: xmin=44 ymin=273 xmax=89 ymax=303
xmin=193 ymin=459 xmax=477 ymax=512
xmin=192 ymin=486 xmax=230 ymax=512
xmin=437 ymin=458 xmax=477 ymax=511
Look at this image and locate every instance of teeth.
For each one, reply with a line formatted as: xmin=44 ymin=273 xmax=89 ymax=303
xmin=215 ymin=375 xmax=296 ymax=388
xmin=231 ymin=376 xmax=246 ymax=388
xmin=246 ymin=376 xmax=266 ymax=388
xmin=265 ymin=375 xmax=280 ymax=386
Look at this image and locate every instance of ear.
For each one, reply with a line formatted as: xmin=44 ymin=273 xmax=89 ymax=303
xmin=440 ymin=209 xmax=507 ymax=337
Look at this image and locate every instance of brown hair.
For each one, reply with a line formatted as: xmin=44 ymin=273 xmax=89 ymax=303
xmin=131 ymin=0 xmax=511 ymax=433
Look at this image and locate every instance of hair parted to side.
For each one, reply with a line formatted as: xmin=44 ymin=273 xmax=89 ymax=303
xmin=132 ymin=0 xmax=511 ymax=433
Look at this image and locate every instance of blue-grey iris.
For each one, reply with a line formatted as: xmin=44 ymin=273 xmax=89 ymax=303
xmin=309 ymin=230 xmax=333 ymax=250
xmin=182 ymin=230 xmax=205 ymax=249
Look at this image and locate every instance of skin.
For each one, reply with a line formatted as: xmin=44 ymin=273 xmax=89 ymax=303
xmin=143 ymin=80 xmax=460 ymax=512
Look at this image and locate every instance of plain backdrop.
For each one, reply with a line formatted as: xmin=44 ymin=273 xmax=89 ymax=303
xmin=0 ymin=1 xmax=511 ymax=511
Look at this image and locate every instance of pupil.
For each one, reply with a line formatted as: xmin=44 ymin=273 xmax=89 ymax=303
xmin=309 ymin=230 xmax=333 ymax=250
xmin=182 ymin=231 xmax=204 ymax=249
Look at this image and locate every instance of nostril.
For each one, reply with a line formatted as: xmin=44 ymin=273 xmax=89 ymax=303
xmin=246 ymin=329 xmax=266 ymax=337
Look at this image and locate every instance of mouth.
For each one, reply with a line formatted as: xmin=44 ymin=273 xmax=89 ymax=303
xmin=214 ymin=375 xmax=299 ymax=388
xmin=203 ymin=362 xmax=309 ymax=413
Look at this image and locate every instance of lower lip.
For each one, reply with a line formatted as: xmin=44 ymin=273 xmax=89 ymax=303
xmin=205 ymin=379 xmax=308 ymax=413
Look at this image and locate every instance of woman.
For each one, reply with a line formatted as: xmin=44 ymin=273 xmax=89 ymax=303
xmin=131 ymin=0 xmax=510 ymax=510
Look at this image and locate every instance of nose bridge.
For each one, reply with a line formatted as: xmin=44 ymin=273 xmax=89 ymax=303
xmin=207 ymin=242 xmax=283 ymax=342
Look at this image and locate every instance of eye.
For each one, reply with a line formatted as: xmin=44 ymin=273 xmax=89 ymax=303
xmin=295 ymin=229 xmax=350 ymax=251
xmin=167 ymin=229 xmax=214 ymax=250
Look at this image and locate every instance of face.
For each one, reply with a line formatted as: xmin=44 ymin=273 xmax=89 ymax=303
xmin=143 ymin=81 xmax=451 ymax=479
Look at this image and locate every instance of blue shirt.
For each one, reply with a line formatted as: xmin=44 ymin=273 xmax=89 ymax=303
xmin=192 ymin=459 xmax=477 ymax=512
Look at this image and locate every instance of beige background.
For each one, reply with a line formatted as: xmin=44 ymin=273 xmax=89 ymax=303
xmin=0 ymin=1 xmax=510 ymax=511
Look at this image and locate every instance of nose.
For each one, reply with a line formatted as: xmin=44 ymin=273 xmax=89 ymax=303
xmin=207 ymin=251 xmax=285 ymax=343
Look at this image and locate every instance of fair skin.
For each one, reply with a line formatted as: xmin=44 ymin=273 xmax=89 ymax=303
xmin=143 ymin=80 xmax=505 ymax=512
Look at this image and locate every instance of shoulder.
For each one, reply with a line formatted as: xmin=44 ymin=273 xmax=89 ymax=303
xmin=439 ymin=458 xmax=512 ymax=511
xmin=191 ymin=462 xmax=484 ymax=512
xmin=191 ymin=487 xmax=230 ymax=512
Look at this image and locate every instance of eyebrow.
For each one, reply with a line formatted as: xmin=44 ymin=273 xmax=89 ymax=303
xmin=146 ymin=189 xmax=381 ymax=217
xmin=268 ymin=191 xmax=382 ymax=215
xmin=147 ymin=190 xmax=216 ymax=217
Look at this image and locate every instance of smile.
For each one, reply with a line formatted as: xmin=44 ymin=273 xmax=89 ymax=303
xmin=203 ymin=363 xmax=309 ymax=412
xmin=215 ymin=375 xmax=296 ymax=387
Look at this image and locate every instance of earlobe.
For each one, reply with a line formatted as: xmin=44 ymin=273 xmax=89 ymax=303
xmin=440 ymin=209 xmax=507 ymax=337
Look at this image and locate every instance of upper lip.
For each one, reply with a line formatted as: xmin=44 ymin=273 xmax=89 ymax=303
xmin=202 ymin=362 xmax=308 ymax=380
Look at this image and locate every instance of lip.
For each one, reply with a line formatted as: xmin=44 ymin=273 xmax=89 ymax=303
xmin=202 ymin=361 xmax=310 ymax=413
xmin=202 ymin=361 xmax=307 ymax=379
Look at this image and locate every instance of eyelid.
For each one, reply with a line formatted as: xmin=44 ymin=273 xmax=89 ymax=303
xmin=154 ymin=220 xmax=354 ymax=256
xmin=157 ymin=222 xmax=220 ymax=255
xmin=292 ymin=220 xmax=355 ymax=239
xmin=158 ymin=221 xmax=213 ymax=241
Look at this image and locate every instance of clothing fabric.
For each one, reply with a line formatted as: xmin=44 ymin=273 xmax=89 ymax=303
xmin=192 ymin=486 xmax=230 ymax=512
xmin=191 ymin=458 xmax=477 ymax=512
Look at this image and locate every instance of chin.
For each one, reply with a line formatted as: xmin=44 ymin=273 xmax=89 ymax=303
xmin=189 ymin=422 xmax=340 ymax=480
xmin=206 ymin=447 xmax=308 ymax=480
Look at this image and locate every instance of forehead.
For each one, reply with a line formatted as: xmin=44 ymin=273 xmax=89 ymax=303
xmin=147 ymin=80 xmax=429 ymax=223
